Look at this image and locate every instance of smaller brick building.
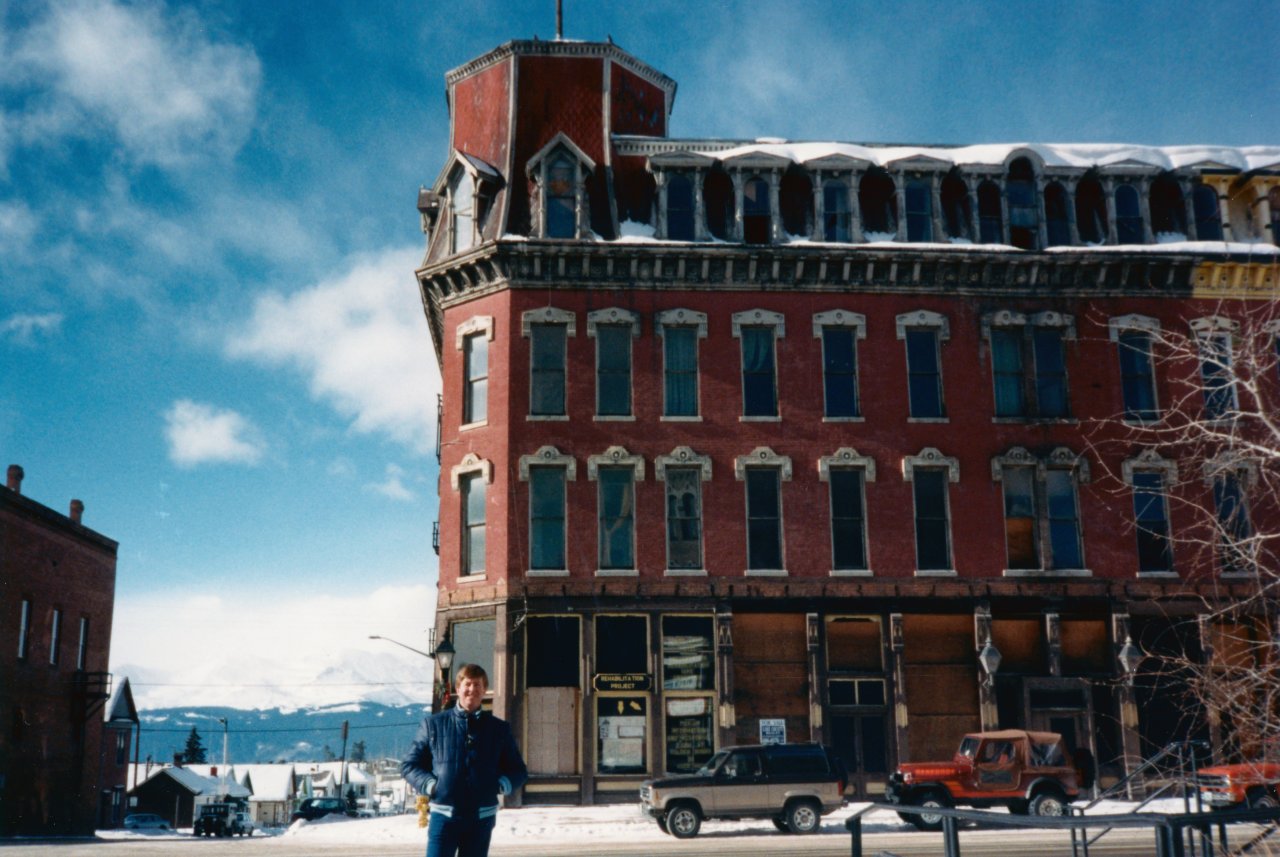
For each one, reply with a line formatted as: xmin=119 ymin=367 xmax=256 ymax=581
xmin=1 ymin=464 xmax=131 ymax=835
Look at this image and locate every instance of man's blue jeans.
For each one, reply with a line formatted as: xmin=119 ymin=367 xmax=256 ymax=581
xmin=426 ymin=811 xmax=496 ymax=857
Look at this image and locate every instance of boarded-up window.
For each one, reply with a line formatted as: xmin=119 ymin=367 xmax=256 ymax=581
xmin=526 ymin=687 xmax=579 ymax=775
xmin=1060 ymin=619 xmax=1107 ymax=674
xmin=733 ymin=614 xmax=806 ymax=745
xmin=992 ymin=619 xmax=1044 ymax=673
xmin=827 ymin=617 xmax=882 ymax=672
xmin=903 ymin=615 xmax=979 ymax=761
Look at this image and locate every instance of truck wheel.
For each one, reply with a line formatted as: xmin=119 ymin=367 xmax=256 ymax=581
xmin=655 ymin=815 xmax=669 ymax=834
xmin=666 ymin=803 xmax=701 ymax=839
xmin=772 ymin=815 xmax=790 ymax=832
xmin=786 ymin=800 xmax=821 ymax=834
xmin=909 ymin=791 xmax=951 ymax=832
xmin=1030 ymin=790 xmax=1067 ymax=817
xmin=1247 ymin=790 xmax=1278 ymax=810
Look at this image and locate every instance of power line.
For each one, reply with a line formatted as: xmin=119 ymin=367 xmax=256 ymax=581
xmin=141 ymin=721 xmax=424 ymax=735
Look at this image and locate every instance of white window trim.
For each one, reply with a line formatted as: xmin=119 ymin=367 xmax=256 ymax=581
xmin=894 ymin=309 xmax=950 ymax=341
xmin=455 ymin=315 xmax=494 ymax=350
xmin=819 ymin=448 xmax=875 ymax=577
xmin=1122 ymin=450 xmax=1178 ymax=578
xmin=734 ymin=447 xmax=790 ymax=577
xmin=657 ymin=446 xmax=712 ymax=576
xmin=657 ymin=308 xmax=709 ymax=338
xmin=525 ymin=133 xmax=596 ymax=240
xmin=731 ymin=309 xmax=786 ymax=339
xmin=520 ymin=447 xmax=575 ymax=577
xmin=450 ymin=452 xmax=493 ymax=490
xmin=1108 ymin=313 xmax=1162 ymax=341
xmin=588 ymin=446 xmax=643 ymax=577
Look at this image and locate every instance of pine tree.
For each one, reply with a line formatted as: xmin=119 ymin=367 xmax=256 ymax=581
xmin=322 ymin=744 xmax=336 ymax=762
xmin=350 ymin=740 xmax=367 ymax=763
xmin=183 ymin=727 xmax=207 ymax=764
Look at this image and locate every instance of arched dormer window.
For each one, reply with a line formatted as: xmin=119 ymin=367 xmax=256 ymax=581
xmin=905 ymin=179 xmax=932 ymax=242
xmin=1192 ymin=185 xmax=1223 ymax=241
xmin=1150 ymin=173 xmax=1187 ymax=239
xmin=940 ymin=172 xmax=971 ymax=241
xmin=1044 ymin=181 xmax=1070 ymax=247
xmin=859 ymin=169 xmax=896 ymax=238
xmin=1075 ymin=174 xmax=1107 ymax=245
xmin=449 ymin=168 xmax=475 ymax=254
xmin=526 ymin=133 xmax=595 ymax=240
xmin=704 ymin=169 xmax=733 ymax=240
xmin=977 ymin=180 xmax=1002 ymax=244
xmin=1115 ymin=184 xmax=1143 ymax=244
xmin=779 ymin=170 xmax=812 ymax=238
xmin=823 ymin=179 xmax=852 ymax=242
xmin=743 ymin=176 xmax=771 ymax=244
xmin=666 ymin=173 xmax=695 ymax=241
xmin=1006 ymin=157 xmax=1038 ymax=250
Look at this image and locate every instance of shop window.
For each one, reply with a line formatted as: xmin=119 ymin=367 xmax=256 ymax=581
xmin=940 ymin=172 xmax=971 ymax=240
xmin=824 ymin=180 xmax=852 ymax=242
xmin=665 ymin=696 xmax=714 ymax=774
xmin=526 ymin=616 xmax=580 ymax=687
xmin=18 ymin=598 xmax=31 ymax=660
xmin=905 ymin=179 xmax=932 ymax=242
xmin=664 ymin=468 xmax=703 ymax=570
xmin=76 ymin=616 xmax=89 ymax=670
xmin=829 ymin=469 xmax=868 ymax=571
xmin=596 ymin=615 xmax=648 ymax=675
xmin=704 ymin=170 xmax=733 ymax=240
xmin=1006 ymin=157 xmax=1038 ymax=250
xmin=452 ymin=619 xmax=496 ymax=688
xmin=462 ymin=333 xmax=488 ymax=425
xmin=666 ymin=174 xmax=695 ymax=241
xmin=1115 ymin=184 xmax=1144 ymax=244
xmin=911 ymin=469 xmax=952 ymax=571
xmin=859 ymin=169 xmax=897 ymax=238
xmin=828 ymin=678 xmax=886 ymax=706
xmin=597 ymin=467 xmax=635 ymax=570
xmin=899 ymin=313 xmax=946 ymax=420
xmin=820 ymin=325 xmax=861 ymax=418
xmin=977 ymin=180 xmax=1002 ymax=243
xmin=546 ymin=152 xmax=577 ymax=239
xmin=1193 ymin=185 xmax=1223 ymax=241
xmin=1150 ymin=173 xmax=1187 ymax=238
xmin=461 ymin=472 xmax=486 ymax=576
xmin=1131 ymin=471 xmax=1173 ymax=573
xmin=529 ymin=466 xmax=567 ymax=571
xmin=529 ymin=323 xmax=567 ymax=417
xmin=780 ymin=170 xmax=811 ymax=237
xmin=826 ymin=616 xmax=883 ymax=671
xmin=743 ymin=176 xmax=771 ymax=244
xmin=662 ymin=616 xmax=714 ymax=691
xmin=49 ymin=608 xmax=61 ymax=666
xmin=1044 ymin=181 xmax=1070 ymax=247
xmin=745 ymin=468 xmax=784 ymax=571
xmin=1075 ymin=175 xmax=1107 ymax=244
xmin=733 ymin=310 xmax=782 ymax=419
xmin=597 ymin=697 xmax=647 ymax=773
xmin=1110 ymin=316 xmax=1160 ymax=422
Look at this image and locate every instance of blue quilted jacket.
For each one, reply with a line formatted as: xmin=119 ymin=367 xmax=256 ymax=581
xmin=401 ymin=707 xmax=528 ymax=820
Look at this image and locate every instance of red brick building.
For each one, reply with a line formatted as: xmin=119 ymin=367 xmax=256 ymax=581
xmin=1 ymin=465 xmax=132 ymax=833
xmin=414 ymin=38 xmax=1280 ymax=803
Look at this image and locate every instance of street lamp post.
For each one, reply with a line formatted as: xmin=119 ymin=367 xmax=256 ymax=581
xmin=368 ymin=633 xmax=456 ymax=711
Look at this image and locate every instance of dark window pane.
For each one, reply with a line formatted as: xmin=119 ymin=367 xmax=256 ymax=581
xmin=1200 ymin=334 xmax=1234 ymax=420
xmin=912 ymin=469 xmax=951 ymax=570
xmin=1193 ymin=185 xmax=1223 ymax=241
xmin=596 ymin=616 xmax=648 ymax=674
xmin=530 ymin=467 xmax=566 ymax=570
xmin=861 ymin=714 xmax=888 ymax=773
xmin=547 ymin=155 xmax=576 ymax=238
xmin=452 ymin=619 xmax=496 ymax=689
xmin=598 ymin=468 xmax=635 ymax=569
xmin=667 ymin=174 xmax=695 ymax=241
xmin=741 ymin=327 xmax=777 ymax=416
xmin=743 ymin=177 xmax=770 ymax=244
xmin=830 ymin=469 xmax=867 ymax=570
xmin=1150 ymin=175 xmax=1186 ymax=236
xmin=746 ymin=469 xmax=782 ymax=569
xmin=1033 ymin=328 xmax=1069 ymax=417
xmin=824 ymin=181 xmax=851 ymax=242
xmin=664 ymin=327 xmax=698 ymax=416
xmin=527 ymin=616 xmax=580 ymax=687
xmin=1132 ymin=472 xmax=1172 ymax=572
xmin=665 ymin=468 xmax=703 ymax=569
xmin=905 ymin=328 xmax=943 ymax=418
xmin=978 ymin=181 xmax=1002 ymax=244
xmin=1116 ymin=185 xmax=1144 ymax=244
xmin=1045 ymin=470 xmax=1082 ymax=569
xmin=597 ymin=324 xmax=632 ymax=416
xmin=530 ymin=323 xmax=566 ymax=416
xmin=859 ymin=171 xmax=897 ymax=236
xmin=1075 ymin=177 xmax=1107 ymax=244
xmin=905 ymin=180 xmax=932 ymax=242
xmin=1044 ymin=182 xmax=1070 ymax=247
xmin=1007 ymin=158 xmax=1038 ymax=250
xmin=1118 ymin=332 xmax=1158 ymax=420
xmin=1003 ymin=467 xmax=1038 ymax=569
xmin=941 ymin=174 xmax=970 ymax=240
xmin=991 ymin=328 xmax=1025 ymax=417
xmin=822 ymin=328 xmax=859 ymax=417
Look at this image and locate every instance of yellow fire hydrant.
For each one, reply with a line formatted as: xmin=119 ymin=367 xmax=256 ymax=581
xmin=416 ymin=795 xmax=429 ymax=828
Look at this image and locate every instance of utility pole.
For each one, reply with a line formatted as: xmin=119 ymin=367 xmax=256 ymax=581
xmin=218 ymin=717 xmax=229 ymax=796
xmin=339 ymin=720 xmax=349 ymax=808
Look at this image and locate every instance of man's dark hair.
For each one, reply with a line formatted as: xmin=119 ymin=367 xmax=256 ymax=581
xmin=454 ymin=663 xmax=488 ymax=687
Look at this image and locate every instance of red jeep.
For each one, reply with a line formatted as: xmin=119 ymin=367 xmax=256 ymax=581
xmin=886 ymin=729 xmax=1089 ymax=831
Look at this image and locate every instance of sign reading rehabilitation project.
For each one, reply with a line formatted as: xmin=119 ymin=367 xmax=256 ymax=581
xmin=593 ymin=673 xmax=653 ymax=692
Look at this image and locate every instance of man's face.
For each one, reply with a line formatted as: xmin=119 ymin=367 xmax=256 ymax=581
xmin=456 ymin=675 xmax=486 ymax=712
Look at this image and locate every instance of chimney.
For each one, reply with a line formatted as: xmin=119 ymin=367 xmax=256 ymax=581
xmin=6 ymin=464 xmax=23 ymax=493
xmin=174 ymin=753 xmax=184 ymax=767
xmin=69 ymin=499 xmax=84 ymax=524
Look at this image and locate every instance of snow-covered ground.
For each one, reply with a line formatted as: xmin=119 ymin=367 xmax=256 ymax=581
xmin=96 ymin=798 xmax=1207 ymax=848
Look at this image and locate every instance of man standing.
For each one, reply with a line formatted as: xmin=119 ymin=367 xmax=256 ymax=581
xmin=402 ymin=664 xmax=528 ymax=857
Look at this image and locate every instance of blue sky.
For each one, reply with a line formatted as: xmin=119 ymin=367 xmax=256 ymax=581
xmin=2 ymin=0 xmax=1277 ymax=708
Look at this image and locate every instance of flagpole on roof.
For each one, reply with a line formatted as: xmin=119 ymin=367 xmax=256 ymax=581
xmin=556 ymin=0 xmax=562 ymax=40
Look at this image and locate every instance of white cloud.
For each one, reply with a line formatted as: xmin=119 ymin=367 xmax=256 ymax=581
xmin=0 ymin=311 xmax=62 ymax=345
xmin=7 ymin=0 xmax=260 ymax=167
xmin=227 ymin=247 xmax=440 ymax=455
xmin=110 ymin=583 xmax=438 ymax=709
xmin=367 ymin=463 xmax=416 ymax=502
xmin=164 ymin=399 xmax=265 ymax=468
xmin=0 ymin=201 xmax=37 ymax=252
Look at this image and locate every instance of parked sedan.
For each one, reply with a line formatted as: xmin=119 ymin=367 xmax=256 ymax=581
xmin=291 ymin=797 xmax=354 ymax=822
xmin=123 ymin=813 xmax=172 ymax=831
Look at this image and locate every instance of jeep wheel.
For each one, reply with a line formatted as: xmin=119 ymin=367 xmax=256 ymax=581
xmin=666 ymin=803 xmax=701 ymax=839
xmin=771 ymin=816 xmax=790 ymax=833
xmin=1029 ymin=790 xmax=1067 ymax=817
xmin=1008 ymin=799 xmax=1029 ymax=815
xmin=908 ymin=791 xmax=951 ymax=832
xmin=786 ymin=800 xmax=821 ymax=835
